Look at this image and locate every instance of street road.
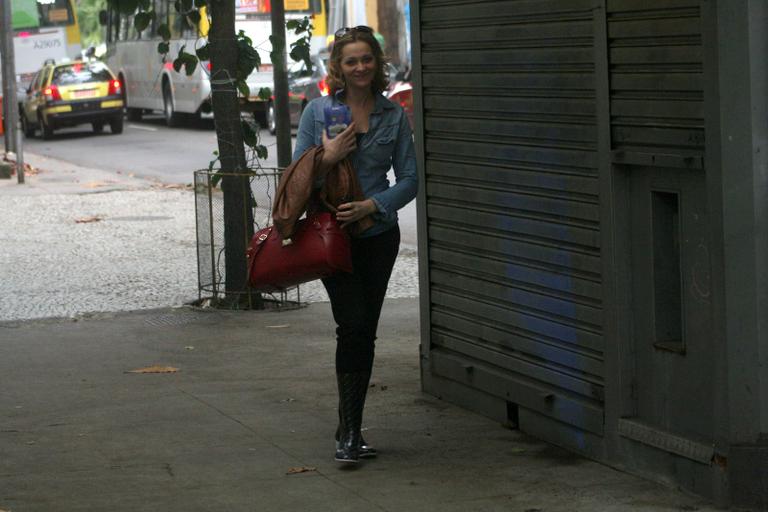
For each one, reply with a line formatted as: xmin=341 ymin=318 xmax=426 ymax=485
xmin=22 ymin=114 xmax=418 ymax=248
xmin=24 ymin=114 xmax=278 ymax=183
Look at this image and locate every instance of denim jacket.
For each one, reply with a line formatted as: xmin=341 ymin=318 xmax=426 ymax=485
xmin=292 ymin=91 xmax=418 ymax=237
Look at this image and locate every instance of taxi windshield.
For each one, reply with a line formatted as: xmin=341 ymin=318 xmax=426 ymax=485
xmin=52 ymin=63 xmax=111 ymax=86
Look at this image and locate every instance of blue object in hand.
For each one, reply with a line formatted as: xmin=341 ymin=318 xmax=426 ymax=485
xmin=324 ymin=103 xmax=351 ymax=138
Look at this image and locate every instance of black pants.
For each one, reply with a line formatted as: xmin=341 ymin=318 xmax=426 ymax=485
xmin=322 ymin=225 xmax=401 ymax=373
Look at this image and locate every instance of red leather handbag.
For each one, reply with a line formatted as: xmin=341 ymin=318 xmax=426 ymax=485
xmin=246 ymin=211 xmax=353 ymax=292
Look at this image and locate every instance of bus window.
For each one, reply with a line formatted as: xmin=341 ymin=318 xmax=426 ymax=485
xmin=12 ymin=0 xmax=75 ymax=30
xmin=169 ymin=11 xmax=196 ymax=40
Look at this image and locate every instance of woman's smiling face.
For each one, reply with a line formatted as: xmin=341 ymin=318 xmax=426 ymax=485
xmin=339 ymin=41 xmax=376 ymax=91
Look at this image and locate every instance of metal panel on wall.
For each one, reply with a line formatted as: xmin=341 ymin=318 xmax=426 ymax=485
xmin=420 ymin=0 xmax=605 ymax=434
xmin=607 ymin=0 xmax=717 ymax=449
xmin=608 ymin=0 xmax=704 ymax=163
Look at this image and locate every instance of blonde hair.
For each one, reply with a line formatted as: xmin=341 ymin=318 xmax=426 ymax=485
xmin=326 ymin=29 xmax=389 ymax=96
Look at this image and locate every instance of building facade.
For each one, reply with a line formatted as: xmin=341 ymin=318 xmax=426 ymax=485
xmin=412 ymin=0 xmax=768 ymax=508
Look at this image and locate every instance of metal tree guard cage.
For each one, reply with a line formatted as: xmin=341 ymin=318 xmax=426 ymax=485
xmin=194 ymin=167 xmax=302 ymax=309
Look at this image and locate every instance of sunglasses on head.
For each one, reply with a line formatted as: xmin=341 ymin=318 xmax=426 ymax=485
xmin=334 ymin=25 xmax=374 ymax=40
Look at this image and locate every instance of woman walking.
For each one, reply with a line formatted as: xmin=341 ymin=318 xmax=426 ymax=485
xmin=292 ymin=26 xmax=418 ymax=464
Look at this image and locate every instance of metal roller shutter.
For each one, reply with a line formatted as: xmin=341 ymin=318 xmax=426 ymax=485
xmin=608 ymin=0 xmax=704 ymax=165
xmin=420 ymin=0 xmax=605 ymax=434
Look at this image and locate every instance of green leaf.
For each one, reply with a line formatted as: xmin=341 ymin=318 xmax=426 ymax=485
xmin=195 ymin=43 xmax=209 ymax=61
xmin=286 ymin=19 xmax=299 ymax=30
xmin=173 ymin=0 xmax=181 ymax=12
xmin=237 ymin=80 xmax=250 ymax=98
xmin=183 ymin=54 xmax=199 ymax=76
xmin=256 ymin=145 xmax=268 ymax=160
xmin=210 ymin=171 xmax=222 ymax=187
xmin=241 ymin=119 xmax=258 ymax=148
xmin=292 ymin=17 xmax=313 ymax=35
xmin=157 ymin=23 xmax=171 ymax=41
xmin=257 ymin=87 xmax=272 ymax=101
xmin=237 ymin=30 xmax=252 ymax=46
xmin=157 ymin=41 xmax=170 ymax=54
xmin=133 ymin=11 xmax=153 ymax=33
xmin=173 ymin=57 xmax=183 ymax=74
xmin=236 ymin=34 xmax=260 ymax=73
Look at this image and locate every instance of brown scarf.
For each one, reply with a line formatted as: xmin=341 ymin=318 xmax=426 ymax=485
xmin=272 ymin=146 xmax=374 ymax=239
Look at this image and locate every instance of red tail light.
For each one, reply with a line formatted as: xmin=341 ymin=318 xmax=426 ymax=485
xmin=206 ymin=61 xmax=212 ymax=71
xmin=108 ymin=79 xmax=121 ymax=95
xmin=318 ymin=77 xmax=330 ymax=96
xmin=44 ymin=85 xmax=61 ymax=101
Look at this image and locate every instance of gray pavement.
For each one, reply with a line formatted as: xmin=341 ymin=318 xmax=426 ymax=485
xmin=0 ymin=153 xmax=720 ymax=511
xmin=0 ymin=153 xmax=418 ymax=321
xmin=0 ymin=299 xmax=719 ymax=512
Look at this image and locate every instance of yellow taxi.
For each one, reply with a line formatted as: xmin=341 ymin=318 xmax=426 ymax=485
xmin=21 ymin=60 xmax=124 ymax=139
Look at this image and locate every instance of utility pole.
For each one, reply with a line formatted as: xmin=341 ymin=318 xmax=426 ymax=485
xmin=0 ymin=0 xmax=24 ymax=183
xmin=270 ymin=0 xmax=291 ymax=169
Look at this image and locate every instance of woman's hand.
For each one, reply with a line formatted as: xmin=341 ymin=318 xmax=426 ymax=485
xmin=336 ymin=198 xmax=377 ymax=228
xmin=321 ymin=122 xmax=357 ymax=165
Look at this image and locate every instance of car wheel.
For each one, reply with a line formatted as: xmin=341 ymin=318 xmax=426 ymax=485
xmin=92 ymin=121 xmax=104 ymax=134
xmin=39 ymin=112 xmax=54 ymax=140
xmin=110 ymin=116 xmax=124 ymax=134
xmin=163 ymin=82 xmax=181 ymax=127
xmin=267 ymin=102 xmax=276 ymax=135
xmin=21 ymin=112 xmax=35 ymax=137
xmin=120 ymin=75 xmax=142 ymax=122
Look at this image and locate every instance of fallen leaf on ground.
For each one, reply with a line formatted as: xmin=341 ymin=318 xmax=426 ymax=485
xmin=75 ymin=216 xmax=103 ymax=224
xmin=286 ymin=466 xmax=316 ymax=475
xmin=152 ymin=183 xmax=192 ymax=190
xmin=84 ymin=181 xmax=110 ymax=188
xmin=266 ymin=324 xmax=290 ymax=329
xmin=126 ymin=365 xmax=179 ymax=374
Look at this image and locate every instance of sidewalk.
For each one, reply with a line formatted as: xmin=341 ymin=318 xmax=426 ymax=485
xmin=0 ymin=299 xmax=719 ymax=512
xmin=0 ymin=152 xmax=418 ymax=321
xmin=0 ymin=154 xmax=719 ymax=511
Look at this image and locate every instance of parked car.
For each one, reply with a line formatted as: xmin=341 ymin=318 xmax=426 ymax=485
xmin=262 ymin=52 xmax=330 ymax=135
xmin=385 ymin=66 xmax=414 ymax=130
xmin=20 ymin=60 xmax=124 ymax=139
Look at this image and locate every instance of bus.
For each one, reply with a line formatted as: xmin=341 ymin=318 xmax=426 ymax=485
xmin=0 ymin=0 xmax=83 ymax=102
xmin=104 ymin=0 xmax=326 ymax=127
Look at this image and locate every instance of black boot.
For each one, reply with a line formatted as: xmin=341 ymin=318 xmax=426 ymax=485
xmin=336 ymin=417 xmax=378 ymax=458
xmin=335 ymin=371 xmax=370 ymax=463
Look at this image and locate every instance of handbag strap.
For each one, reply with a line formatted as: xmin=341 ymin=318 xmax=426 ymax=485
xmin=247 ymin=226 xmax=273 ymax=277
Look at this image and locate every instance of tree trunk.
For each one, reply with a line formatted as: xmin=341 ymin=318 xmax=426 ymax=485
xmin=377 ymin=2 xmax=401 ymax=67
xmin=207 ymin=0 xmax=258 ymax=307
